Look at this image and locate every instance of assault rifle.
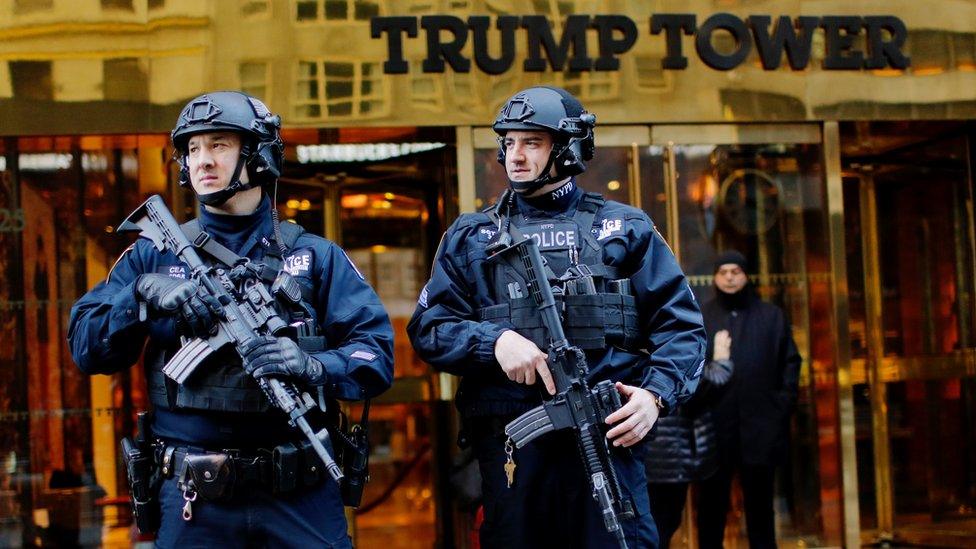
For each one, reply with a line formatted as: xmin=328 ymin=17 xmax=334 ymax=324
xmin=488 ymin=236 xmax=633 ymax=549
xmin=118 ymin=194 xmax=343 ymax=484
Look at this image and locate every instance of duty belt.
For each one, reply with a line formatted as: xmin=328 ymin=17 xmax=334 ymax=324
xmin=158 ymin=442 xmax=325 ymax=500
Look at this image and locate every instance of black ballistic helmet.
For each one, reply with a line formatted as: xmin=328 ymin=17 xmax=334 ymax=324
xmin=492 ymin=86 xmax=596 ymax=194
xmin=172 ymin=91 xmax=284 ymax=206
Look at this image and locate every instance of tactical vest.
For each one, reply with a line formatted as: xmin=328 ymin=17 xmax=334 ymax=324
xmin=477 ymin=192 xmax=640 ymax=351
xmin=146 ymin=220 xmax=325 ymax=413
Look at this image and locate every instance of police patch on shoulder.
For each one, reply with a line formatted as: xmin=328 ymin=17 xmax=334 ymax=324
xmin=284 ymin=250 xmax=313 ymax=276
xmin=351 ymin=350 xmax=377 ymax=362
xmin=418 ymin=284 xmax=429 ymax=307
xmin=156 ymin=265 xmax=188 ymax=279
xmin=106 ymin=243 xmax=135 ymax=283
xmin=341 ymin=250 xmax=365 ymax=280
xmin=595 ymin=218 xmax=624 ymax=240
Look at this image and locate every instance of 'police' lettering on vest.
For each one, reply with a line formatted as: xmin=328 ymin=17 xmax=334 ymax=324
xmin=522 ymin=222 xmax=577 ymax=250
xmin=596 ymin=218 xmax=623 ymax=240
xmin=284 ymin=251 xmax=313 ymax=276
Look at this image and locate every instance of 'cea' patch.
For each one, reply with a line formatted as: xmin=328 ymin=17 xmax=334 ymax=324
xmin=284 ymin=251 xmax=313 ymax=276
xmin=156 ymin=265 xmax=188 ymax=279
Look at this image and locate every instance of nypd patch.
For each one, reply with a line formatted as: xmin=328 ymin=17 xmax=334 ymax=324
xmin=283 ymin=251 xmax=313 ymax=276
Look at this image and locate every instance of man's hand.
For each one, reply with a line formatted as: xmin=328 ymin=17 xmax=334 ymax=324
xmin=713 ymin=329 xmax=732 ymax=362
xmin=494 ymin=330 xmax=555 ymax=395
xmin=135 ymin=274 xmax=220 ymax=337
xmin=604 ymin=382 xmax=661 ymax=448
xmin=241 ymin=336 xmax=325 ymax=385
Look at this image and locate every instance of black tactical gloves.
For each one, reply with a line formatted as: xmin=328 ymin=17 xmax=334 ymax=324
xmin=241 ymin=336 xmax=326 ymax=385
xmin=135 ymin=274 xmax=221 ymax=338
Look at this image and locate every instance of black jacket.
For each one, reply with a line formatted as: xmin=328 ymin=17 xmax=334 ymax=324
xmin=701 ymin=286 xmax=801 ymax=466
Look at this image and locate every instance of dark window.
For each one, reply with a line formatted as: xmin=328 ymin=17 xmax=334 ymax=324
xmin=13 ymin=0 xmax=52 ymax=13
xmin=103 ymin=58 xmax=148 ymax=102
xmin=324 ymin=0 xmax=347 ymax=19
xmin=100 ymin=0 xmax=134 ymax=9
xmin=353 ymin=1 xmax=378 ymax=20
xmin=10 ymin=61 xmax=53 ymax=101
xmin=296 ymin=0 xmax=318 ymax=20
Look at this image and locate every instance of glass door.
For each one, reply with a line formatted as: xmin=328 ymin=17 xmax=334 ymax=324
xmin=278 ymin=134 xmax=457 ymax=549
xmin=652 ymin=125 xmax=841 ymax=548
xmin=842 ymin=130 xmax=976 ymax=546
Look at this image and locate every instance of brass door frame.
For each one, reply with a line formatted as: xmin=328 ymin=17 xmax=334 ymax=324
xmin=847 ymin=153 xmax=976 ymax=544
xmin=853 ymin=172 xmax=895 ymax=541
xmin=824 ymin=122 xmax=862 ymax=549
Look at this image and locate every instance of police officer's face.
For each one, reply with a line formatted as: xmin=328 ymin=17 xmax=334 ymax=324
xmin=503 ymin=131 xmax=554 ymax=185
xmin=714 ymin=264 xmax=748 ymax=294
xmin=186 ymin=132 xmax=249 ymax=194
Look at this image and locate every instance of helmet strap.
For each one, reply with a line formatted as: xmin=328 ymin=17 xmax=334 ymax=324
xmin=507 ymin=143 xmax=562 ymax=195
xmin=194 ymin=147 xmax=259 ymax=207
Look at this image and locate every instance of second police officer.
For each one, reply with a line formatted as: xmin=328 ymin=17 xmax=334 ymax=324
xmin=408 ymin=86 xmax=706 ymax=548
xmin=68 ymin=91 xmax=394 ymax=547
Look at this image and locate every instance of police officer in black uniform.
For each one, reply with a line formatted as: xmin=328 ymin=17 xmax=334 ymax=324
xmin=408 ymin=86 xmax=705 ymax=548
xmin=68 ymin=91 xmax=394 ymax=548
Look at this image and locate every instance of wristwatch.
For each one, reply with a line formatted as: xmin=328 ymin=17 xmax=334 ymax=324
xmin=650 ymin=392 xmax=666 ymax=412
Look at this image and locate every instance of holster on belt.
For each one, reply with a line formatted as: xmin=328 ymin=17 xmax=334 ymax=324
xmin=120 ymin=411 xmax=161 ymax=534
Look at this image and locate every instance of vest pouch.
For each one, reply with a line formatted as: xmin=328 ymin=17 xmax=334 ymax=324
xmin=477 ymin=300 xmax=549 ymax=350
xmin=272 ymin=442 xmax=300 ymax=494
xmin=603 ymin=293 xmax=640 ymax=348
xmin=562 ymin=294 xmax=606 ymax=350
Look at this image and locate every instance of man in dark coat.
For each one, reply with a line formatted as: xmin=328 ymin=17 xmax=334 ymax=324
xmin=697 ymin=250 xmax=801 ymax=549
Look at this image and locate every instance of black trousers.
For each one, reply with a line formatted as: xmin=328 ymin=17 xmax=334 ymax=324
xmin=647 ymin=482 xmax=688 ymax=549
xmin=697 ymin=459 xmax=777 ymax=549
xmin=472 ymin=425 xmax=658 ymax=549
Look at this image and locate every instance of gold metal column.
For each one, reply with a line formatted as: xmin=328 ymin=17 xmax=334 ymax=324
xmin=628 ymin=142 xmax=642 ymax=210
xmin=858 ymin=173 xmax=895 ymax=540
xmin=662 ymin=142 xmax=680 ymax=263
xmin=823 ymin=122 xmax=861 ymax=548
